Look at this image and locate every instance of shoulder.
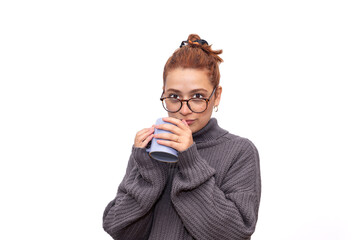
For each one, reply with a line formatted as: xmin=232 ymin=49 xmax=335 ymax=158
xmin=211 ymin=132 xmax=261 ymax=193
xmin=218 ymin=132 xmax=260 ymax=177
xmin=221 ymin=132 xmax=259 ymax=157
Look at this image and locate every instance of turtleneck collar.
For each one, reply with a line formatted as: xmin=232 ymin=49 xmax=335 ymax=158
xmin=192 ymin=118 xmax=228 ymax=144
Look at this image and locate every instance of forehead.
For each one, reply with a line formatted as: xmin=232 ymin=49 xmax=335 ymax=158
xmin=165 ymin=68 xmax=213 ymax=92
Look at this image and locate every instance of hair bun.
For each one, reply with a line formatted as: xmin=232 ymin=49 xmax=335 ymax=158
xmin=164 ymin=33 xmax=224 ymax=88
xmin=187 ymin=34 xmax=203 ymax=44
xmin=183 ymin=34 xmax=223 ymax=63
xmin=181 ymin=34 xmax=208 ymax=47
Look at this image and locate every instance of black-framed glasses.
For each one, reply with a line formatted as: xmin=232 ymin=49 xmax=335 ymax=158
xmin=160 ymin=87 xmax=217 ymax=113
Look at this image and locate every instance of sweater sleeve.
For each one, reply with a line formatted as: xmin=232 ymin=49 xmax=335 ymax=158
xmin=171 ymin=140 xmax=261 ymax=240
xmin=103 ymin=146 xmax=169 ymax=240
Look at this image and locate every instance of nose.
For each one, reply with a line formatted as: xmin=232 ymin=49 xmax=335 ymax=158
xmin=179 ymin=101 xmax=192 ymax=115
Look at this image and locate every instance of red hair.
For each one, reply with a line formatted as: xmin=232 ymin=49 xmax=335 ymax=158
xmin=163 ymin=34 xmax=223 ymax=90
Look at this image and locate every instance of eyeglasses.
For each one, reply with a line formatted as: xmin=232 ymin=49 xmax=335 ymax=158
xmin=160 ymin=87 xmax=217 ymax=113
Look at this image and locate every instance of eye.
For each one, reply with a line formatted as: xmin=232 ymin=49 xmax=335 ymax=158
xmin=193 ymin=93 xmax=205 ymax=99
xmin=168 ymin=94 xmax=179 ymax=99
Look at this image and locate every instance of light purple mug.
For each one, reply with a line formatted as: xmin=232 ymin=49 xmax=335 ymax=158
xmin=146 ymin=118 xmax=178 ymax=163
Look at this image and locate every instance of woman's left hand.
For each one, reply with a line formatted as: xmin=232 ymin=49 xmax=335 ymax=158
xmin=154 ymin=117 xmax=194 ymax=152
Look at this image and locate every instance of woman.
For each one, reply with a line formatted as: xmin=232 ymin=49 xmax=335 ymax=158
xmin=103 ymin=34 xmax=261 ymax=240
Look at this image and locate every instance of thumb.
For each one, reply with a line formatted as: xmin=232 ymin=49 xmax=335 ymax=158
xmin=182 ymin=119 xmax=190 ymax=127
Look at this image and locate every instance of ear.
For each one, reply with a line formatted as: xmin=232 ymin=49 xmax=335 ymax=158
xmin=214 ymin=86 xmax=222 ymax=106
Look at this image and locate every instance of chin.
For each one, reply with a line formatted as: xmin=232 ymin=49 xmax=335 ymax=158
xmin=190 ymin=124 xmax=201 ymax=133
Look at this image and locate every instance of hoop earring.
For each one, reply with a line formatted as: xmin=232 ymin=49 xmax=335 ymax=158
xmin=214 ymin=105 xmax=219 ymax=112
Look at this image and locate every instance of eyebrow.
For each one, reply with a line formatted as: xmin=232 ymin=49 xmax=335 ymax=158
xmin=165 ymin=88 xmax=209 ymax=94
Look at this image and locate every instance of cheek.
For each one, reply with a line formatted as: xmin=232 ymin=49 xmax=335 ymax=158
xmin=195 ymin=109 xmax=213 ymax=128
xmin=168 ymin=112 xmax=177 ymax=117
xmin=202 ymin=104 xmax=214 ymax=117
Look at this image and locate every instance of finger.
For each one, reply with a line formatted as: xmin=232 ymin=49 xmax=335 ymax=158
xmin=139 ymin=127 xmax=154 ymax=138
xmin=162 ymin=117 xmax=187 ymax=130
xmin=136 ymin=127 xmax=154 ymax=142
xmin=136 ymin=127 xmax=152 ymax=136
xmin=140 ymin=134 xmax=154 ymax=148
xmin=154 ymin=132 xmax=178 ymax=142
xmin=181 ymin=119 xmax=189 ymax=127
xmin=157 ymin=139 xmax=178 ymax=149
xmin=155 ymin=123 xmax=181 ymax=135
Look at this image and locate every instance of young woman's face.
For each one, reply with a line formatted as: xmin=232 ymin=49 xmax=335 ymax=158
xmin=163 ymin=68 xmax=222 ymax=133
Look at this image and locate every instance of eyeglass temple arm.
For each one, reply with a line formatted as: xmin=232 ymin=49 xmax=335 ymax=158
xmin=208 ymin=86 xmax=217 ymax=101
xmin=160 ymin=90 xmax=165 ymax=100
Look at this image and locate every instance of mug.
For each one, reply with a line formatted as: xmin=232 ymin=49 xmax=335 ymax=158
xmin=146 ymin=118 xmax=178 ymax=163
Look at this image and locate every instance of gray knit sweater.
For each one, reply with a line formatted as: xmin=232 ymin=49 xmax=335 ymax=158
xmin=103 ymin=118 xmax=261 ymax=240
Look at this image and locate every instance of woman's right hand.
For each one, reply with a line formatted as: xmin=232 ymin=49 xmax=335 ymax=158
xmin=134 ymin=126 xmax=155 ymax=148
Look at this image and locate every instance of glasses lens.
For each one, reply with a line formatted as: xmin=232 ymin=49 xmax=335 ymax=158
xmin=188 ymin=99 xmax=207 ymax=113
xmin=163 ymin=98 xmax=181 ymax=112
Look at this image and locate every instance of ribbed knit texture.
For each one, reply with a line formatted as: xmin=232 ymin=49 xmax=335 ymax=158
xmin=103 ymin=118 xmax=261 ymax=240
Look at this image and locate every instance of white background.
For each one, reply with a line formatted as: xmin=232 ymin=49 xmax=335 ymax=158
xmin=1 ymin=1 xmax=359 ymax=239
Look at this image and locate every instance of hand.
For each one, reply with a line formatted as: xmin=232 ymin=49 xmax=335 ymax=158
xmin=154 ymin=117 xmax=194 ymax=152
xmin=134 ymin=126 xmax=154 ymax=148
